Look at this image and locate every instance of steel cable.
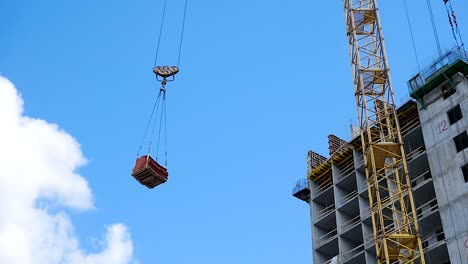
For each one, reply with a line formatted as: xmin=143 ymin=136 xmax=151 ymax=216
xmin=177 ymin=0 xmax=189 ymax=67
xmin=154 ymin=0 xmax=169 ymax=67
xmin=137 ymin=91 xmax=162 ymax=157
xmin=403 ymin=0 xmax=422 ymax=73
xmin=426 ymin=0 xmax=443 ymax=58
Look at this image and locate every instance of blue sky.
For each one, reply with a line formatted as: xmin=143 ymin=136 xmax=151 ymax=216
xmin=1 ymin=0 xmax=467 ymax=263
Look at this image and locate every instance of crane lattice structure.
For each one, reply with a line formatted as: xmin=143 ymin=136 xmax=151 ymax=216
xmin=344 ymin=0 xmax=426 ymax=263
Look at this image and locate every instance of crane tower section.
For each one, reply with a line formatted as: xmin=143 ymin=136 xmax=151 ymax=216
xmin=344 ymin=0 xmax=425 ymax=263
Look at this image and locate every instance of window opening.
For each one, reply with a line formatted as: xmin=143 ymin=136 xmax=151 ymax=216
xmin=461 ymin=164 xmax=468 ymax=182
xmin=441 ymin=79 xmax=456 ymax=99
xmin=447 ymin=104 xmax=463 ymax=125
xmin=453 ymin=131 xmax=468 ymax=152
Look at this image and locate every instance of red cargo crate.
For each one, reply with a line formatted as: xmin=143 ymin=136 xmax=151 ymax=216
xmin=132 ymin=155 xmax=168 ymax=189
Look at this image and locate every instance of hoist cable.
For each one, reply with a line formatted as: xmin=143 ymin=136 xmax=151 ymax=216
xmin=145 ymin=0 xmax=188 ymax=164
xmin=137 ymin=91 xmax=162 ymax=157
xmin=403 ymin=0 xmax=422 ymax=73
xmin=148 ymin=89 xmax=164 ymax=156
xmin=155 ymin=91 xmax=166 ymax=161
xmin=426 ymin=0 xmax=443 ymax=58
xmin=424 ymin=0 xmax=457 ymax=94
xmin=177 ymin=0 xmax=189 ymax=67
xmin=153 ymin=0 xmax=169 ymax=67
xmin=163 ymin=94 xmax=168 ymax=166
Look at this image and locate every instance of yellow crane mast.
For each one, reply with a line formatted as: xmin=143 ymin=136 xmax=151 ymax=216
xmin=344 ymin=0 xmax=425 ymax=263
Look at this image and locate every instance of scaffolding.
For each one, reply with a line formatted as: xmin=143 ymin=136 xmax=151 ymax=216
xmin=344 ymin=0 xmax=425 ymax=263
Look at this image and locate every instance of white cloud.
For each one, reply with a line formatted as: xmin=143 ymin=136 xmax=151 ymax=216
xmin=0 ymin=76 xmax=134 ymax=264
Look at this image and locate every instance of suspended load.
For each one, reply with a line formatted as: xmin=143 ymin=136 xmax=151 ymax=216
xmin=132 ymin=65 xmax=179 ymax=189
xmin=132 ymin=155 xmax=168 ymax=188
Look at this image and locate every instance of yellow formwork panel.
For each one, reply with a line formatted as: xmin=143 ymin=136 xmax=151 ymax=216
xmin=307 ymin=161 xmax=331 ymax=182
xmin=307 ymin=147 xmax=353 ymax=182
xmin=331 ymin=147 xmax=353 ymax=165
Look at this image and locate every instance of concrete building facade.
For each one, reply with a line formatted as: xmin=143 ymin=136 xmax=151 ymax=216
xmin=417 ymin=70 xmax=468 ymax=263
xmin=293 ymin=49 xmax=468 ymax=264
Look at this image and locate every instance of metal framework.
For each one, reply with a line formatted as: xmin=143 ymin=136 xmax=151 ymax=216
xmin=344 ymin=0 xmax=425 ymax=263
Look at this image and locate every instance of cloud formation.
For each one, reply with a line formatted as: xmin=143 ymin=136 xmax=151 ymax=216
xmin=0 ymin=76 xmax=134 ymax=264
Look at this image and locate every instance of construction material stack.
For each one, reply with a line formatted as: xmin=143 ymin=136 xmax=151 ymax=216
xmin=132 ymin=155 xmax=168 ymax=189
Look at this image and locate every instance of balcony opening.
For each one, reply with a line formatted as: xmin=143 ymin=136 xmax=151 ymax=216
xmin=436 ymin=229 xmax=445 ymax=241
xmin=424 ymin=172 xmax=432 ymax=180
xmin=417 ymin=209 xmax=422 ymax=217
xmin=423 ymin=241 xmax=429 ymax=249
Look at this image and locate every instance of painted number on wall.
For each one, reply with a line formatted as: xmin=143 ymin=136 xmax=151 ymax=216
xmin=437 ymin=120 xmax=448 ymax=134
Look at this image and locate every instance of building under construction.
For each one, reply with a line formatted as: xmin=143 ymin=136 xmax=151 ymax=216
xmin=293 ymin=48 xmax=468 ymax=264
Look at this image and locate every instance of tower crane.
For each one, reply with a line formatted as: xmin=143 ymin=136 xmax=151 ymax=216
xmin=343 ymin=0 xmax=425 ymax=263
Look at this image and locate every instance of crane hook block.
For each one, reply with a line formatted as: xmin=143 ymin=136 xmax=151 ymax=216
xmin=132 ymin=155 xmax=168 ymax=189
xmin=153 ymin=66 xmax=179 ymax=79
